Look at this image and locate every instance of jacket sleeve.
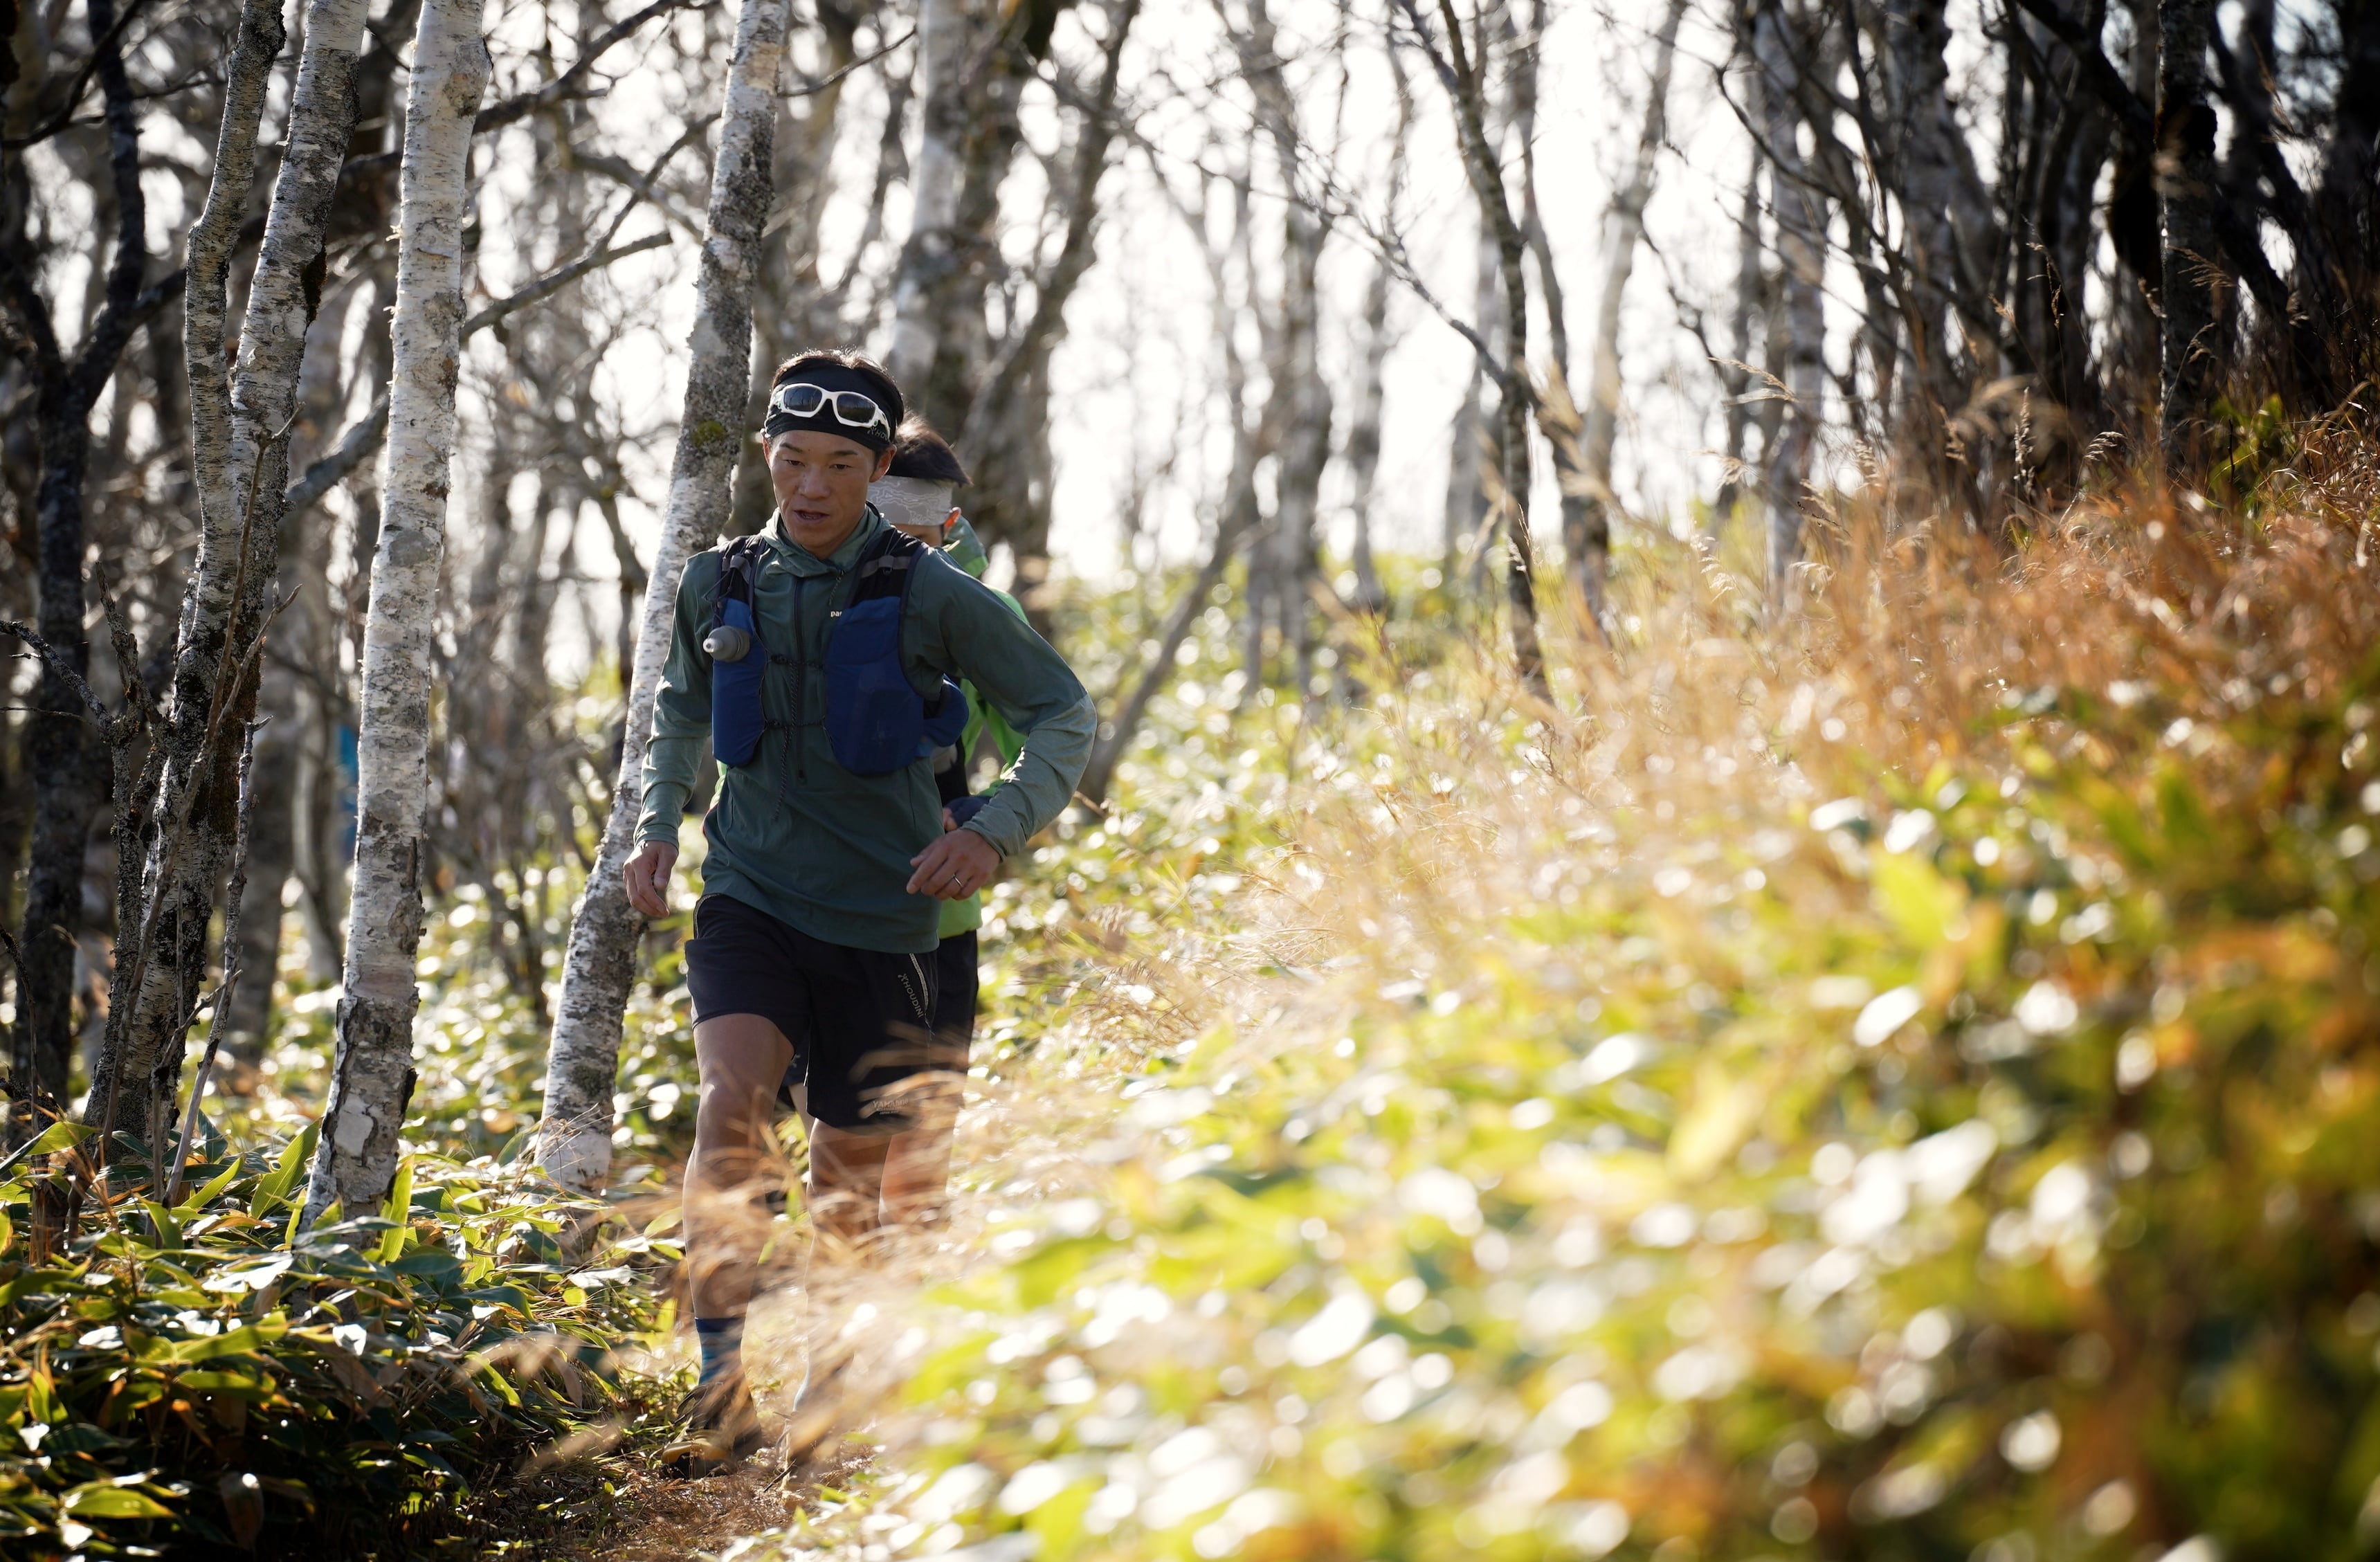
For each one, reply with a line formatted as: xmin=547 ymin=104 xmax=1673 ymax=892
xmin=912 ymin=555 xmax=1092 ymax=860
xmin=960 ymin=588 xmax=1032 ymax=792
xmin=633 ymin=552 xmax=719 ymax=846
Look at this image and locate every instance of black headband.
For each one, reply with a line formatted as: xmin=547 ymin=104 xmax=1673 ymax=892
xmin=762 ymin=361 xmax=902 ymax=452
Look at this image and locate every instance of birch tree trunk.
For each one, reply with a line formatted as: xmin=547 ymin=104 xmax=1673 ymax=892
xmin=83 ymin=0 xmax=367 ymax=1156
xmin=885 ymin=0 xmax=967 ymax=386
xmin=537 ymin=0 xmax=790 ymax=1193
xmin=2155 ymin=0 xmax=2221 ymax=475
xmin=224 ymin=275 xmax=362 ymax=1065
xmin=1344 ymin=253 xmax=1393 ymax=617
xmin=1416 ymin=0 xmax=1545 ymax=694
xmin=960 ymin=0 xmax=1139 ymax=584
xmin=1576 ymin=0 xmax=1687 ymax=605
xmin=1752 ymin=0 xmax=1827 ymax=608
xmin=1235 ymin=0 xmax=1331 ymax=695
xmin=1709 ymin=165 xmax=1763 ymax=534
xmin=1509 ymin=0 xmax=1598 ymax=627
xmin=1882 ymin=0 xmax=1977 ymax=489
xmin=6 ymin=0 xmax=206 ymax=1129
xmin=302 ymin=0 xmax=490 ymax=1226
xmin=1346 ymin=43 xmax=1412 ymax=617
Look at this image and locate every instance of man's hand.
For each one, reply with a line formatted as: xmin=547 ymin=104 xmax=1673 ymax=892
xmin=908 ymin=827 xmax=1000 ymax=900
xmin=625 ymin=841 xmax=678 ymax=918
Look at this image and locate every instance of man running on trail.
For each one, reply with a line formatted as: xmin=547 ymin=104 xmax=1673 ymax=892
xmin=867 ymin=420 xmax=1028 ymax=1226
xmin=623 ymin=351 xmax=1094 ymax=1475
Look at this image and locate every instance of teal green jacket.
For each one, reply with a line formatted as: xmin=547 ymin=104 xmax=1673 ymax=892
xmin=635 ymin=507 xmax=1093 ymax=954
xmin=941 ymin=516 xmax=1026 ymax=939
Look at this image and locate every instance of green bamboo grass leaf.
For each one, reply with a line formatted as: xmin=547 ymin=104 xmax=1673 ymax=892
xmin=249 ymin=1120 xmax=320 ymax=1219
xmin=174 ymin=1156 xmax=246 ymax=1217
xmin=60 ymin=1482 xmax=175 ymax=1520
xmin=376 ymin=1159 xmax=415 ymax=1263
xmin=0 ymin=1119 xmax=96 ymax=1180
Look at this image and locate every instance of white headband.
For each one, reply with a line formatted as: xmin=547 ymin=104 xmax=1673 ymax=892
xmin=871 ymin=475 xmax=956 ymax=533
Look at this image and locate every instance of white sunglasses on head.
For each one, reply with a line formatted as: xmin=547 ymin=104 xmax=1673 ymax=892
xmin=769 ymin=381 xmax=893 ymax=441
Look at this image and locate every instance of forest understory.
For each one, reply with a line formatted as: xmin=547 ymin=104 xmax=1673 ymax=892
xmin=12 ymin=419 xmax=2380 ymax=1559
xmin=10 ymin=0 xmax=2380 ymax=1554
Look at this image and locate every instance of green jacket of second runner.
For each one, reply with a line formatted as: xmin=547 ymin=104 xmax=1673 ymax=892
xmin=635 ymin=506 xmax=1092 ymax=955
xmin=941 ymin=516 xmax=1026 ymax=938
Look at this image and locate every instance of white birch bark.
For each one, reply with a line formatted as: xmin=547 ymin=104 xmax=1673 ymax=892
xmin=179 ymin=0 xmax=287 ymax=595
xmin=84 ymin=0 xmax=369 ymax=1154
xmin=1752 ymin=3 xmax=1827 ymax=608
xmin=884 ymin=0 xmax=966 ymax=384
xmin=536 ymin=0 xmax=790 ymax=1192
xmin=301 ymin=0 xmax=490 ymax=1226
xmin=1580 ymin=0 xmax=1688 ymax=522
xmin=1344 ymin=255 xmax=1392 ymax=615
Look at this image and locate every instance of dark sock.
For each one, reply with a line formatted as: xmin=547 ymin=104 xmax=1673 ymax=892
xmin=693 ymin=1315 xmax=745 ymax=1391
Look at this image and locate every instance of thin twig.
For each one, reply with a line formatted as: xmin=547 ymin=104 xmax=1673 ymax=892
xmin=785 ymin=24 xmax=914 ymax=98
xmin=0 ymin=0 xmax=161 ymax=149
xmin=284 ymin=228 xmax=671 ymax=517
xmin=472 ymin=0 xmax=712 ymax=133
xmin=0 ymin=623 xmax=110 ymax=721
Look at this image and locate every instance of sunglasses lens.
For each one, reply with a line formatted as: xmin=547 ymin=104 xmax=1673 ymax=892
xmin=772 ymin=383 xmax=887 ymax=433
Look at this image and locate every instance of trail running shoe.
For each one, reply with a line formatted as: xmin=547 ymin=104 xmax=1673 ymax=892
xmin=658 ymin=1375 xmax=765 ymax=1479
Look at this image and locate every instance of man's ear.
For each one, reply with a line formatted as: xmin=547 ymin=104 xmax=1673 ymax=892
xmin=873 ymin=448 xmax=896 ymax=480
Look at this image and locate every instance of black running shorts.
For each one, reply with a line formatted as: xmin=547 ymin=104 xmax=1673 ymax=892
xmin=683 ymin=894 xmax=941 ymax=1134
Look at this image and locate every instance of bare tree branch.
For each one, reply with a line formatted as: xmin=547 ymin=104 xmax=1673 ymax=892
xmin=283 ymin=229 xmax=670 ymax=517
xmin=475 ymin=0 xmax=707 ymax=131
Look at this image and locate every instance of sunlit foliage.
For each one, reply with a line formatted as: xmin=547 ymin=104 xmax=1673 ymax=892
xmin=770 ymin=436 xmax=2380 ymax=1561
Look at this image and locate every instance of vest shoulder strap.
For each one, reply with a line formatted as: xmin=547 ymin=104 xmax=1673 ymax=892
xmin=711 ymin=535 xmax=769 ymax=623
xmin=845 ymin=525 xmax=927 ymax=609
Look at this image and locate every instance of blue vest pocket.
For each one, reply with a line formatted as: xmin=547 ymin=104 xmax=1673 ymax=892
xmin=711 ymin=597 xmax=765 ymax=768
xmin=826 ymin=596 xmax=920 ymax=774
xmin=923 ymin=678 xmax=970 ymax=750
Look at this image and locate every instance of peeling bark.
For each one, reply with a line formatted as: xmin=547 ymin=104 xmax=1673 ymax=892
xmin=303 ymin=0 xmax=490 ymax=1227
xmin=538 ymin=0 xmax=790 ymax=1193
xmin=84 ymin=0 xmax=365 ymax=1154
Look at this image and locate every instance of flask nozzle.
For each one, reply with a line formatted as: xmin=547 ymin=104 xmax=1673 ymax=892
xmin=704 ymin=624 xmax=752 ymax=662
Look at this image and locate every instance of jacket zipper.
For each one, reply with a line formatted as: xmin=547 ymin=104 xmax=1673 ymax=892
xmin=791 ymin=569 xmax=808 ymax=786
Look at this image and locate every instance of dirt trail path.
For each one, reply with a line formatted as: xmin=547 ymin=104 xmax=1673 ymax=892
xmin=447 ymin=1434 xmax=870 ymax=1559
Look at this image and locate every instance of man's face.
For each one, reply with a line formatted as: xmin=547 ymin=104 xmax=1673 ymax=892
xmin=767 ymin=430 xmax=893 ymax=556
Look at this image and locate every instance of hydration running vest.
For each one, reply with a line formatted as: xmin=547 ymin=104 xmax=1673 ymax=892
xmin=705 ymin=527 xmax=969 ymax=777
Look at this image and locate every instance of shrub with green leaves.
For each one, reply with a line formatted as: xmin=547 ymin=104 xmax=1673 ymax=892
xmin=0 ymin=1122 xmax=669 ymax=1558
xmin=765 ymin=471 xmax=2380 ymax=1561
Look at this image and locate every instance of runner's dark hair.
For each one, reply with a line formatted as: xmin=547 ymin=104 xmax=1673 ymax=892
xmin=885 ymin=417 xmax=970 ymax=487
xmin=771 ymin=348 xmax=905 ymax=430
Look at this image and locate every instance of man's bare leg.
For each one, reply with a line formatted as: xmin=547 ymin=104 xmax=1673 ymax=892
xmin=806 ymin=1121 xmax=891 ymax=1246
xmin=684 ymin=1014 xmax=793 ymax=1421
xmin=881 ymin=1120 xmax=954 ymax=1228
